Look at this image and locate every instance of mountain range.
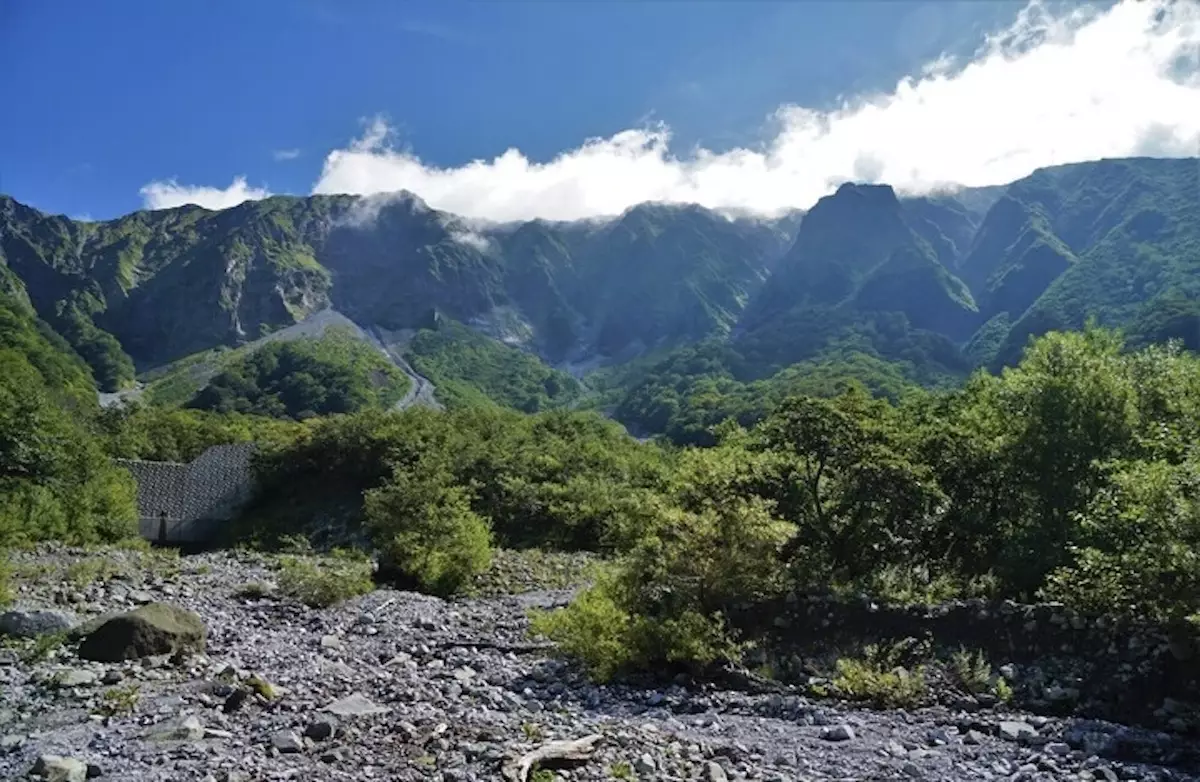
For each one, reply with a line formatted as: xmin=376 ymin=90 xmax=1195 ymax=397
xmin=2 ymin=156 xmax=1198 ymax=434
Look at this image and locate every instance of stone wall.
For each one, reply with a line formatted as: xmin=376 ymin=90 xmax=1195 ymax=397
xmin=116 ymin=443 xmax=257 ymax=544
xmin=737 ymin=593 xmax=1200 ymax=731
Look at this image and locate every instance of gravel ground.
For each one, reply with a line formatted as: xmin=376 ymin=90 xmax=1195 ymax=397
xmin=1 ymin=547 xmax=1198 ymax=782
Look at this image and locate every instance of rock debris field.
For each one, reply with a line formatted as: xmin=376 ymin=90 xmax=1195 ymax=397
xmin=1 ymin=546 xmax=1198 ymax=782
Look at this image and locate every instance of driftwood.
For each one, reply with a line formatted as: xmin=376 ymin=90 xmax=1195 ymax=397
xmin=500 ymin=734 xmax=604 ymax=782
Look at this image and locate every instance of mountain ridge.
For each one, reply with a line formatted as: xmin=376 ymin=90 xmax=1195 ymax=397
xmin=2 ymin=156 xmax=1198 ymax=438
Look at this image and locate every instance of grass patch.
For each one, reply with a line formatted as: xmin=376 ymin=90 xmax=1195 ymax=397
xmin=233 ymin=581 xmax=275 ymax=600
xmin=275 ymin=551 xmax=374 ymax=608
xmin=65 ymin=557 xmax=125 ymax=588
xmin=96 ymin=683 xmax=141 ymax=717
xmin=23 ymin=631 xmax=69 ymax=663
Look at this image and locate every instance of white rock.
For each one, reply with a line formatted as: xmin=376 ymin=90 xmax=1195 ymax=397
xmin=271 ymin=730 xmax=304 ymax=753
xmin=998 ymin=721 xmax=1038 ymax=742
xmin=821 ymin=724 xmax=855 ymax=742
xmin=323 ymin=692 xmax=391 ymax=717
xmin=32 ymin=754 xmax=87 ymax=782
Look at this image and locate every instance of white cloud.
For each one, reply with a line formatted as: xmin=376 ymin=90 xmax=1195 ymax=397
xmin=139 ymin=176 xmax=272 ymax=211
xmin=448 ymin=228 xmax=493 ymax=253
xmin=273 ymin=148 xmax=302 ymax=161
xmin=310 ymin=0 xmax=1200 ymax=221
xmin=139 ymin=0 xmax=1200 ymax=220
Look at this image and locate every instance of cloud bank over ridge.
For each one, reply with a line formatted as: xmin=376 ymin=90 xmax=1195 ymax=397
xmin=143 ymin=0 xmax=1200 ymax=220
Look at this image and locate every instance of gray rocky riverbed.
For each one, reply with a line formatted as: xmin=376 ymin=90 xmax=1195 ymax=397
xmin=0 ymin=547 xmax=1197 ymax=781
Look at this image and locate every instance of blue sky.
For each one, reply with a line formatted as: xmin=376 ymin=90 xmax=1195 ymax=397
xmin=2 ymin=0 xmax=1198 ymax=222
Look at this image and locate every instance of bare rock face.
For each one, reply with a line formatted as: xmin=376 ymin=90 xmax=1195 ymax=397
xmin=76 ymin=602 xmax=206 ymax=662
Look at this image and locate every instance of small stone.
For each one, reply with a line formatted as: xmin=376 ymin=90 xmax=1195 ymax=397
xmin=305 ymin=718 xmax=338 ymax=741
xmin=963 ymin=729 xmax=987 ymax=745
xmin=323 ymin=692 xmax=390 ymax=717
xmin=1 ymin=734 xmax=25 ymax=753
xmin=162 ymin=715 xmax=205 ymax=741
xmin=703 ymin=760 xmax=728 ymax=782
xmin=998 ymin=721 xmax=1038 ymax=742
xmin=821 ymin=724 xmax=855 ymax=742
xmin=1044 ymin=741 xmax=1071 ymax=756
xmin=634 ymin=753 xmax=657 ymax=774
xmin=271 ymin=730 xmax=304 ymax=753
xmin=223 ymin=689 xmax=250 ymax=713
xmin=85 ymin=763 xmax=103 ymax=779
xmin=319 ymin=634 xmax=344 ymax=650
xmin=100 ymin=670 xmax=123 ymax=685
xmin=32 ymin=754 xmax=88 ymax=782
xmin=56 ymin=669 xmax=99 ymax=688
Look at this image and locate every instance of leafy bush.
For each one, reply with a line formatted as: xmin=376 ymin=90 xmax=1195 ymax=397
xmin=950 ymin=648 xmax=993 ymax=695
xmin=0 ymin=352 xmax=136 ymax=547
xmin=365 ymin=459 xmax=493 ymax=596
xmin=276 ymin=553 xmax=375 ymax=608
xmin=1041 ymin=457 xmax=1200 ymax=621
xmin=530 ymin=568 xmax=634 ymax=681
xmin=0 ymin=556 xmax=12 ymax=608
xmin=831 ymin=645 xmax=928 ymax=708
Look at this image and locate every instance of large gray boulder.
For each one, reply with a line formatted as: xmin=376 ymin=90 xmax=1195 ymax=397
xmin=0 ymin=608 xmax=76 ymax=638
xmin=77 ymin=602 xmax=206 ymax=662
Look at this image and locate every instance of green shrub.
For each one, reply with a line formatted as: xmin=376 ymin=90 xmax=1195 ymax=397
xmin=276 ymin=553 xmax=374 ymax=608
xmin=949 ymin=648 xmax=992 ymax=694
xmin=530 ymin=570 xmax=635 ymax=681
xmin=0 ymin=556 xmax=12 ymax=608
xmin=531 ymin=560 xmax=742 ymax=682
xmin=365 ymin=460 xmax=493 ymax=596
xmin=830 ymin=644 xmax=928 ymax=708
xmin=1041 ymin=457 xmax=1200 ymax=621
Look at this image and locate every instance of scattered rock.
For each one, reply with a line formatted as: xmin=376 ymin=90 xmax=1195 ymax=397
xmin=32 ymin=754 xmax=88 ymax=782
xmin=322 ymin=692 xmax=390 ymax=717
xmin=271 ymin=730 xmax=304 ymax=753
xmin=55 ymin=668 xmax=98 ymax=687
xmin=998 ymin=721 xmax=1038 ymax=742
xmin=634 ymin=753 xmax=657 ymax=774
xmin=77 ymin=603 xmax=205 ymax=662
xmin=0 ymin=608 xmax=75 ymax=638
xmin=304 ymin=718 xmax=338 ymax=741
xmin=821 ymin=724 xmax=856 ymax=742
xmin=158 ymin=715 xmax=205 ymax=741
xmin=704 ymin=760 xmax=729 ymax=781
